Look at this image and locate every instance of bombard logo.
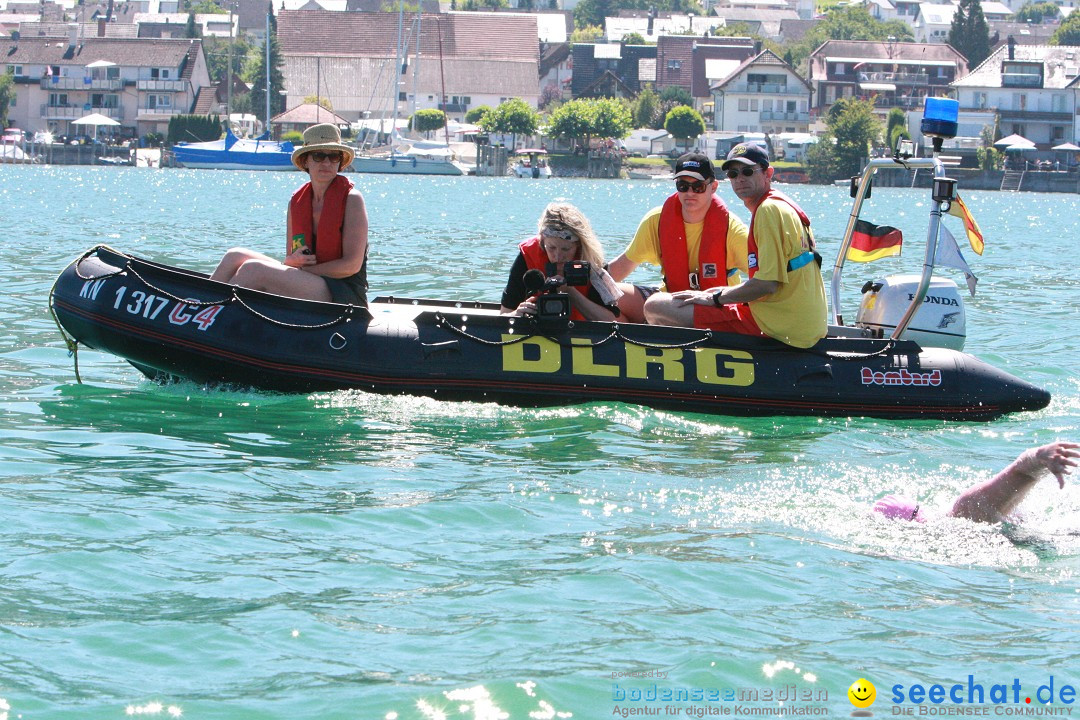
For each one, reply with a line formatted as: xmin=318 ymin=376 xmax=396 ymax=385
xmin=861 ymin=367 xmax=942 ymax=387
xmin=849 ymin=678 xmax=877 ymax=717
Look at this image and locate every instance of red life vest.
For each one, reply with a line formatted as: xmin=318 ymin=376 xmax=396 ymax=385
xmin=657 ymin=192 xmax=730 ymax=291
xmin=519 ymin=235 xmax=592 ymax=322
xmin=289 ymin=174 xmax=354 ymax=265
xmin=747 ymin=188 xmax=816 ymax=279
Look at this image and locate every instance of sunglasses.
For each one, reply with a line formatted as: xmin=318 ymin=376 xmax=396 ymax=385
xmin=309 ymin=151 xmax=343 ymax=163
xmin=725 ymin=167 xmax=759 ymax=179
xmin=675 ymin=179 xmax=710 ymax=194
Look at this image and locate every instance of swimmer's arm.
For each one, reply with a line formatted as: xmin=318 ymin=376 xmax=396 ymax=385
xmin=948 ymin=441 xmax=1079 ymax=523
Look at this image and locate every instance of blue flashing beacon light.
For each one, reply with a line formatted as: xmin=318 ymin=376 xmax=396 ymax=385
xmin=921 ymin=97 xmax=959 ymax=146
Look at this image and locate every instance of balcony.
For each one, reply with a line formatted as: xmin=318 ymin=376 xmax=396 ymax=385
xmin=136 ymin=107 xmax=181 ymax=119
xmin=1002 ymin=73 xmax=1043 ymax=88
xmin=729 ymin=82 xmax=797 ymax=94
xmin=137 ymin=79 xmax=186 ymax=92
xmin=40 ymin=104 xmax=124 ymax=120
xmin=41 ymin=77 xmax=124 ymax=91
xmin=759 ymin=110 xmax=809 ymax=122
xmin=998 ymin=108 xmax=1072 ymax=123
xmin=858 ymin=70 xmax=932 ymax=85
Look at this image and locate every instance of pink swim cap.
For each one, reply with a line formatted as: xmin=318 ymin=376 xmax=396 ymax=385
xmin=873 ymin=494 xmax=926 ymax=522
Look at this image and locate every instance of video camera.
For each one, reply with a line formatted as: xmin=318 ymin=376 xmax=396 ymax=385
xmin=524 ymin=260 xmax=591 ymax=331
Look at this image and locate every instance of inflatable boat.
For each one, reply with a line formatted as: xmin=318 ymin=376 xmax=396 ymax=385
xmin=49 ymin=118 xmax=1052 ymax=420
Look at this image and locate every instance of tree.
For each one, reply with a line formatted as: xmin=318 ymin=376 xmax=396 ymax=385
xmin=632 ymin=84 xmax=660 ymax=128
xmin=656 ymin=86 xmax=694 ymax=131
xmin=547 ymin=99 xmax=595 ymax=149
xmin=0 ymin=71 xmax=13 ymax=130
xmin=411 ymin=108 xmax=446 ymax=137
xmin=785 ymin=7 xmax=914 ymax=70
xmin=977 ymin=124 xmax=1003 ymax=170
xmin=948 ymin=0 xmax=990 ymax=67
xmin=885 ymin=107 xmax=909 ymax=153
xmin=591 ymin=97 xmax=633 ymax=139
xmin=569 ymin=24 xmax=604 ymax=43
xmin=479 ymin=98 xmax=540 ymax=149
xmin=621 ymin=32 xmax=647 ymax=44
xmin=807 ymin=97 xmax=881 ymax=182
xmin=303 ymin=95 xmax=333 ymax=111
xmin=1015 ymin=1 xmax=1059 ymax=23
xmin=246 ymin=5 xmax=285 ymax=127
xmin=1050 ymin=11 xmax=1080 ymax=44
xmin=204 ymin=34 xmax=257 ymax=86
xmin=465 ymin=105 xmax=493 ymax=124
xmin=185 ymin=12 xmax=199 ymax=38
xmin=539 ymin=84 xmax=563 ymax=110
xmin=664 ymin=105 xmax=706 ymax=150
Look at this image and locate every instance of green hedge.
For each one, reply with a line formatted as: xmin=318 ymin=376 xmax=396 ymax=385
xmin=168 ymin=115 xmax=223 ymax=145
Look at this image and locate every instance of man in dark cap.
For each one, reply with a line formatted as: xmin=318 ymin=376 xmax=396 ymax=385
xmin=643 ymin=143 xmax=827 ymax=349
xmin=605 ymin=152 xmax=749 ymax=324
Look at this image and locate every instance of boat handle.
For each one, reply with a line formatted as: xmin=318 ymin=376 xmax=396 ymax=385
xmin=329 ymin=332 xmax=347 ymax=351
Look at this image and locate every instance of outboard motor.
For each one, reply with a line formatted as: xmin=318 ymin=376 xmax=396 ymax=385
xmin=855 ymin=274 xmax=966 ymax=350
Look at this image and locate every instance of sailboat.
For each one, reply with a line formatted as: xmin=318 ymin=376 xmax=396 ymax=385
xmin=350 ymin=6 xmax=469 ymax=176
xmin=171 ymin=127 xmax=294 ymax=170
xmin=171 ymin=8 xmax=294 ymax=170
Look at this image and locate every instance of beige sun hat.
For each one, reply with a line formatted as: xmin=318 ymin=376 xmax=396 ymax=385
xmin=291 ymin=123 xmax=355 ymax=171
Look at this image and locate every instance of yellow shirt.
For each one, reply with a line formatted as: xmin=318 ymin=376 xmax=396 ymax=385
xmin=625 ymin=205 xmax=749 ymax=289
xmin=745 ymin=198 xmax=828 ymax=349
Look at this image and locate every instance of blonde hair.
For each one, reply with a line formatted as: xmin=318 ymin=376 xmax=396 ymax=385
xmin=537 ymin=202 xmax=605 ymax=268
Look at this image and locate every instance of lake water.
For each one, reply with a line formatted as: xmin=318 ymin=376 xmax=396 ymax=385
xmin=2 ymin=165 xmax=1079 ymax=720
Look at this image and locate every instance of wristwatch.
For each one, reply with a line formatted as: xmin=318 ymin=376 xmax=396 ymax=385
xmin=712 ymin=289 xmax=725 ymax=307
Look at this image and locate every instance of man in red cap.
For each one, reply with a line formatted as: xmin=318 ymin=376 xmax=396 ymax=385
xmin=643 ymin=143 xmax=828 ymax=349
xmin=606 ymin=152 xmax=749 ymax=323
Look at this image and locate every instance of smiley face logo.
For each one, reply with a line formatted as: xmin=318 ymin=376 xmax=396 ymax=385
xmin=848 ymin=678 xmax=876 ymax=711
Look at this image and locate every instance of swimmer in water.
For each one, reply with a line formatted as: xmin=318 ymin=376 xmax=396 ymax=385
xmin=874 ymin=441 xmax=1079 ymax=524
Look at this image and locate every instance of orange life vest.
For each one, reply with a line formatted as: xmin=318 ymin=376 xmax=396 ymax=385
xmin=289 ymin=174 xmax=354 ymax=265
xmin=519 ymin=235 xmax=592 ymax=322
xmin=747 ymin=189 xmax=817 ymax=279
xmin=657 ymin=192 xmax=730 ymax=291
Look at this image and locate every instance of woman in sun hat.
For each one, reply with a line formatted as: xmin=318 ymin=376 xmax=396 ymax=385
xmin=210 ymin=123 xmax=369 ymax=306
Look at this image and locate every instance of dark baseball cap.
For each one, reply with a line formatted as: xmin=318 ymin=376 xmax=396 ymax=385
xmin=721 ymin=143 xmax=770 ymax=170
xmin=673 ymin=152 xmax=716 ymax=182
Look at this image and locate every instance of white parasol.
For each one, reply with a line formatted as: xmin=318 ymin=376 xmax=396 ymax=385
xmin=994 ymin=133 xmax=1035 ymax=149
xmin=72 ymin=112 xmax=121 ymax=140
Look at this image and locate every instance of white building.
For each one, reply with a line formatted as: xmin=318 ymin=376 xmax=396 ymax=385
xmin=951 ymin=41 xmax=1080 ymax=145
xmin=710 ymin=49 xmax=812 ymax=134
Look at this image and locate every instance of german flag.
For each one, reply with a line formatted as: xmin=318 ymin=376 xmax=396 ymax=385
xmin=947 ymin=193 xmax=984 ymax=255
xmin=847 ymin=220 xmax=903 ymax=262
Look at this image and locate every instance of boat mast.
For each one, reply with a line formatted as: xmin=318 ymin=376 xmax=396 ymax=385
xmin=265 ymin=7 xmax=271 ymax=132
xmin=389 ymin=1 xmax=404 ymax=152
xmin=410 ymin=11 xmax=421 ymax=134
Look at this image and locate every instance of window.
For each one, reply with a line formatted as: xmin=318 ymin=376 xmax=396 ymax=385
xmin=762 ymin=99 xmax=773 ymax=112
xmin=750 ymin=99 xmax=758 ymax=111
xmin=1052 ymin=94 xmax=1067 ymax=113
xmin=787 ymin=100 xmax=797 ymax=113
xmin=973 ymin=91 xmax=987 ymax=109
xmin=149 ymin=68 xmax=171 ymax=79
xmin=91 ymin=93 xmax=119 ymax=109
xmin=49 ymin=93 xmax=69 ymax=106
xmin=6 ymin=64 xmax=23 ymax=76
xmin=148 ymin=94 xmax=171 ymax=109
xmin=667 ymin=60 xmax=682 ymax=70
xmin=1015 ymin=93 xmax=1026 ymax=111
xmin=738 ymin=98 xmax=748 ymax=111
xmin=1052 ymin=126 xmax=1065 ymax=140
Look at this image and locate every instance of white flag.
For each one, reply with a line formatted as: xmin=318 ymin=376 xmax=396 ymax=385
xmin=936 ymin=224 xmax=978 ymax=297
